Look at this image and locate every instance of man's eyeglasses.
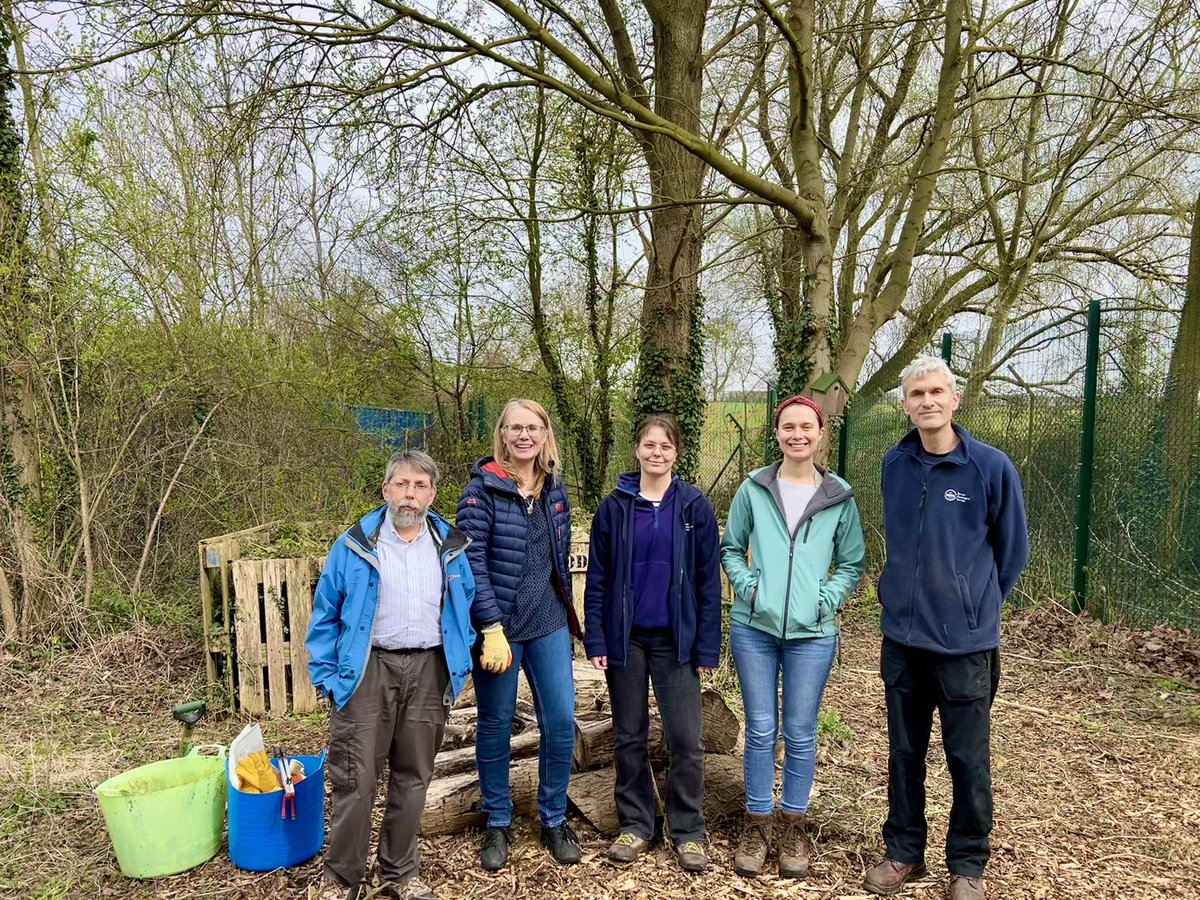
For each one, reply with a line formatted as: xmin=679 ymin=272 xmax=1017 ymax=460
xmin=387 ymin=479 xmax=433 ymax=492
xmin=504 ymin=424 xmax=545 ymax=436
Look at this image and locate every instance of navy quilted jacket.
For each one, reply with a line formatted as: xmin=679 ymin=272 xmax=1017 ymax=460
xmin=456 ymin=457 xmax=579 ymax=637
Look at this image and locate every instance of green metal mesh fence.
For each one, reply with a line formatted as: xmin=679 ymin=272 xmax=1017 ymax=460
xmin=839 ymin=302 xmax=1200 ymax=631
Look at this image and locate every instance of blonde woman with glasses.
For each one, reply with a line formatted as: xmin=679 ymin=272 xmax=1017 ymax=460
xmin=456 ymin=399 xmax=582 ymax=871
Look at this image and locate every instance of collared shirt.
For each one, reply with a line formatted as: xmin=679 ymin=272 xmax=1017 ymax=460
xmin=371 ymin=514 xmax=443 ymax=650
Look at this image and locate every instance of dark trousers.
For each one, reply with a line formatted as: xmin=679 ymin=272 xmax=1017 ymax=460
xmin=605 ymin=627 xmax=705 ymax=844
xmin=325 ymin=648 xmax=449 ymax=886
xmin=881 ymin=637 xmax=1000 ymax=878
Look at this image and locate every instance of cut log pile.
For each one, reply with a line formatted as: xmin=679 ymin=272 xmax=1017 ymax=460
xmin=419 ymin=660 xmax=744 ymax=836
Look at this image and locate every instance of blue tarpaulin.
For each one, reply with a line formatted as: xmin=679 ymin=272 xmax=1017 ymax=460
xmin=352 ymin=406 xmax=433 ymax=450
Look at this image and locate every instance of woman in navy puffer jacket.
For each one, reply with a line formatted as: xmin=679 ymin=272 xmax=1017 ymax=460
xmin=456 ymin=398 xmax=581 ymax=872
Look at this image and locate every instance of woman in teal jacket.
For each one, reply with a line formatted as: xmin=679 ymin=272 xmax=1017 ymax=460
xmin=720 ymin=395 xmax=865 ymax=880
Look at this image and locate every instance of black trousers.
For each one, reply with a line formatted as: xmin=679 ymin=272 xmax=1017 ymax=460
xmin=880 ymin=637 xmax=1000 ymax=878
xmin=605 ymin=627 xmax=705 ymax=844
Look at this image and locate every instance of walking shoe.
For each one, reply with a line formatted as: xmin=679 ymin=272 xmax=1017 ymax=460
xmin=948 ymin=875 xmax=985 ymax=899
xmin=733 ymin=811 xmax=773 ymax=877
xmin=777 ymin=810 xmax=813 ymax=878
xmin=541 ymin=821 xmax=582 ymax=864
xmin=674 ymin=840 xmax=708 ymax=873
xmin=380 ymin=879 xmax=437 ymax=900
xmin=863 ymin=858 xmax=929 ymax=895
xmin=607 ymin=832 xmax=650 ymax=863
xmin=310 ymin=881 xmax=364 ymax=900
xmin=480 ymin=826 xmax=512 ymax=871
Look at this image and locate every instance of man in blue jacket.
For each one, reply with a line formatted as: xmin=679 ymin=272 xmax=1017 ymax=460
xmin=864 ymin=357 xmax=1028 ymax=900
xmin=307 ymin=450 xmax=475 ymax=900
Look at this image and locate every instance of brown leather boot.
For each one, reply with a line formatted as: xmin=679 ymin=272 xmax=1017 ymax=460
xmin=948 ymin=875 xmax=985 ymax=899
xmin=863 ymin=858 xmax=929 ymax=895
xmin=776 ymin=810 xmax=813 ymax=878
xmin=733 ymin=811 xmax=773 ymax=877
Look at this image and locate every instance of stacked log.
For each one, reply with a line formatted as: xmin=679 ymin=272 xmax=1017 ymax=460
xmin=419 ymin=661 xmax=744 ymax=836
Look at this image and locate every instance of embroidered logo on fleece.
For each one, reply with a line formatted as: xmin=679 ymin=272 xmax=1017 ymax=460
xmin=943 ymin=489 xmax=970 ymax=503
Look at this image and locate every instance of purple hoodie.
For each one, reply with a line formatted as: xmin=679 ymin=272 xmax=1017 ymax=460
xmin=631 ymin=478 xmax=675 ymax=629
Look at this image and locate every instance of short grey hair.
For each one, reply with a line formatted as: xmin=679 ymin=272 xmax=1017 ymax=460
xmin=899 ymin=355 xmax=958 ymax=397
xmin=383 ymin=449 xmax=439 ymax=487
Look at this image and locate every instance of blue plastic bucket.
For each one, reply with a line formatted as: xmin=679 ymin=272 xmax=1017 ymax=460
xmin=228 ymin=751 xmax=326 ymax=871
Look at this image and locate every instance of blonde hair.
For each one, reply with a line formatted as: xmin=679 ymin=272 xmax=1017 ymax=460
xmin=492 ymin=398 xmax=561 ymax=496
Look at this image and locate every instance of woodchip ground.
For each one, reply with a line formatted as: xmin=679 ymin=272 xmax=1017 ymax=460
xmin=1 ymin=601 xmax=1197 ymax=899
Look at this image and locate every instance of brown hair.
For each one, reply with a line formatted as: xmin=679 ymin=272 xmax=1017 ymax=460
xmin=773 ymin=395 xmax=825 ymax=429
xmin=634 ymin=414 xmax=683 ymax=453
xmin=492 ymin=398 xmax=561 ymax=496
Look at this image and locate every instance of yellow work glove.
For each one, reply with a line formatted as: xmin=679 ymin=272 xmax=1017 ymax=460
xmin=236 ymin=750 xmax=282 ymax=793
xmin=480 ymin=624 xmax=512 ymax=674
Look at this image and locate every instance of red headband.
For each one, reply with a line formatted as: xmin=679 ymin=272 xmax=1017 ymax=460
xmin=773 ymin=395 xmax=825 ymax=429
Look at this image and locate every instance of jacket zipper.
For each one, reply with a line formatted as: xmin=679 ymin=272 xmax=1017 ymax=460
xmin=905 ymin=477 xmax=929 ymax=643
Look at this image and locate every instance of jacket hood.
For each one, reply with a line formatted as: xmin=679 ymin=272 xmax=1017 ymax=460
xmin=612 ymin=471 xmax=703 ymax=506
xmin=471 ymin=455 xmax=563 ymax=497
xmin=347 ymin=504 xmax=463 ymax=553
xmin=749 ymin=461 xmax=853 ymax=498
xmin=895 ymin=423 xmax=974 ymax=461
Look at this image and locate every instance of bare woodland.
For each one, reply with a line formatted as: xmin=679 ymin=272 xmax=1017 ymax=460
xmin=0 ymin=0 xmax=1198 ymax=639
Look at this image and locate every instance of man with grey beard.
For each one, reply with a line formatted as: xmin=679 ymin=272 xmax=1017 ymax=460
xmin=307 ymin=450 xmax=477 ymax=900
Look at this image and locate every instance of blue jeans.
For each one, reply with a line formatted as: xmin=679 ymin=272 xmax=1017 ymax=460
xmin=731 ymin=620 xmax=837 ymax=814
xmin=473 ymin=625 xmax=575 ymax=827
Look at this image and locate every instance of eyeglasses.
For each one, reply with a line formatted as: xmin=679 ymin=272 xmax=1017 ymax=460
xmin=387 ymin=479 xmax=433 ymax=492
xmin=504 ymin=424 xmax=545 ymax=436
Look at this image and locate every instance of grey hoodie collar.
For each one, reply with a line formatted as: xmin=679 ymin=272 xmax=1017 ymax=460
xmin=751 ymin=462 xmax=853 ymax=533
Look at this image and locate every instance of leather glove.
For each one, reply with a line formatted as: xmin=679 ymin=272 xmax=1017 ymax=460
xmin=480 ymin=623 xmax=513 ymax=674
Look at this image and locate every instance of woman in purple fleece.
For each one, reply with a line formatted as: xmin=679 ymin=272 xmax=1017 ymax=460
xmin=583 ymin=415 xmax=723 ymax=874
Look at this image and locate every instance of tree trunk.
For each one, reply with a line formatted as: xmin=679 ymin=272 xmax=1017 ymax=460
xmin=631 ymin=0 xmax=712 ymax=482
xmin=1158 ymin=191 xmax=1200 ymax=566
xmin=571 ymin=752 xmax=746 ymax=837
xmin=0 ymin=14 xmax=43 ymax=638
xmin=419 ymin=757 xmax=541 ymax=836
xmin=570 ymin=688 xmax=739 ymax=771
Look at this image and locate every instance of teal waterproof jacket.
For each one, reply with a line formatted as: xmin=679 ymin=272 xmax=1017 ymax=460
xmin=720 ymin=463 xmax=866 ymax=639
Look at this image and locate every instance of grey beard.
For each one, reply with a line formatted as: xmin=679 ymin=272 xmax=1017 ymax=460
xmin=390 ymin=503 xmax=425 ymax=527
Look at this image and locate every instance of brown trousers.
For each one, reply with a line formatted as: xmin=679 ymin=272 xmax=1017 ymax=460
xmin=324 ymin=648 xmax=449 ymax=886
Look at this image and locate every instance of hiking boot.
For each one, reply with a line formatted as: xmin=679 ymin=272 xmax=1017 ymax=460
xmin=777 ymin=810 xmax=813 ymax=878
xmin=480 ymin=826 xmax=512 ymax=871
xmin=733 ymin=811 xmax=773 ymax=877
xmin=948 ymin=875 xmax=985 ymax=900
xmin=607 ymin=832 xmax=650 ymax=863
xmin=863 ymin=858 xmax=929 ymax=895
xmin=541 ymin=821 xmax=582 ymax=865
xmin=380 ymin=879 xmax=437 ymax=900
xmin=675 ymin=840 xmax=708 ymax=873
xmin=310 ymin=879 xmax=362 ymax=900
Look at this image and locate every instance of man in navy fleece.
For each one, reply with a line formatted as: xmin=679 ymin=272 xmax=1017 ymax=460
xmin=863 ymin=356 xmax=1028 ymax=900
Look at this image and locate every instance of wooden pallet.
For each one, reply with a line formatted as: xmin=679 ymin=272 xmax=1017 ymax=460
xmin=230 ymin=556 xmax=325 ymax=715
xmin=199 ymin=522 xmax=337 ymax=715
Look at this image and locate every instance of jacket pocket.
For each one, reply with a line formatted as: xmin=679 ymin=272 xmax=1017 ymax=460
xmin=957 ymin=573 xmax=978 ymax=631
xmin=747 ymin=568 xmax=761 ymax=617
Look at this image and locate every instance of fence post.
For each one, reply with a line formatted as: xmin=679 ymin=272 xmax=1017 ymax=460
xmin=1072 ymin=299 xmax=1101 ymax=615
xmin=764 ymin=386 xmax=778 ymax=464
xmin=836 ymin=405 xmax=850 ymax=478
xmin=941 ymin=332 xmax=952 ymax=363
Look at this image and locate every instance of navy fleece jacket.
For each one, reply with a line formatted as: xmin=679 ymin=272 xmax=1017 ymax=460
xmin=879 ymin=425 xmax=1029 ymax=654
xmin=583 ymin=473 xmax=722 ymax=668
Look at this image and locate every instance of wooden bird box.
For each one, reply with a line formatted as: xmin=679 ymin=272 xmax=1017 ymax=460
xmin=802 ymin=372 xmax=850 ymax=418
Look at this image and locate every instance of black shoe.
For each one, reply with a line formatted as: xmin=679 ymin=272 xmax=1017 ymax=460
xmin=480 ymin=826 xmax=511 ymax=871
xmin=540 ymin=822 xmax=582 ymax=865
